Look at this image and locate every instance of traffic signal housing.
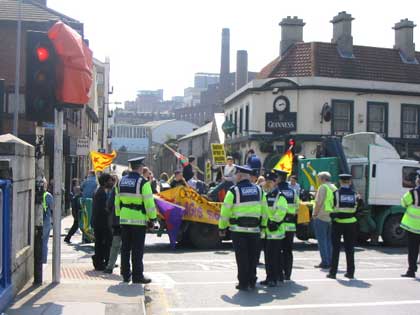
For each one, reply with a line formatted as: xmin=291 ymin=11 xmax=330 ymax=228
xmin=25 ymin=31 xmax=57 ymax=122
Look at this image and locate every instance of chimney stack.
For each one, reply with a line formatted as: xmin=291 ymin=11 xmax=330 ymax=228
xmin=393 ymin=19 xmax=417 ymax=63
xmin=235 ymin=50 xmax=248 ymax=90
xmin=220 ymin=28 xmax=231 ymax=100
xmin=279 ymin=16 xmax=305 ymax=56
xmin=331 ymin=11 xmax=354 ymax=58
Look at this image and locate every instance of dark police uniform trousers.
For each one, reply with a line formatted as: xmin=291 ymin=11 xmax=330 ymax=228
xmin=266 ymin=239 xmax=283 ymax=282
xmin=121 ymin=225 xmax=146 ymax=281
xmin=330 ymin=222 xmax=357 ymax=276
xmin=231 ymin=232 xmax=259 ymax=287
xmin=281 ymin=231 xmax=294 ymax=279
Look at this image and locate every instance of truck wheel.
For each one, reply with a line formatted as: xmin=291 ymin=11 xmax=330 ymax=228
xmin=382 ymin=214 xmax=407 ymax=247
xmin=188 ymin=222 xmax=221 ymax=249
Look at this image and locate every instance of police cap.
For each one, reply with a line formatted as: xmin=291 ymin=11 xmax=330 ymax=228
xmin=128 ymin=156 xmax=146 ymax=168
xmin=339 ymin=173 xmax=352 ymax=180
xmin=235 ymin=165 xmax=254 ymax=175
xmin=273 ymin=169 xmax=288 ymax=177
xmin=264 ymin=171 xmax=278 ymax=181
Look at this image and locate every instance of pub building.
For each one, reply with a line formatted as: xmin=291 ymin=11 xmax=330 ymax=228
xmin=223 ymin=12 xmax=420 ymax=169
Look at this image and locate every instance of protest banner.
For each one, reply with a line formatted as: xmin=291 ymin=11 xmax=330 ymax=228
xmin=159 ymin=186 xmax=221 ymax=225
xmin=211 ymin=143 xmax=227 ymax=166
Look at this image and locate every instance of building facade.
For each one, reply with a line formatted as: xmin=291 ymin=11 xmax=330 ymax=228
xmin=224 ymin=13 xmax=420 ymax=169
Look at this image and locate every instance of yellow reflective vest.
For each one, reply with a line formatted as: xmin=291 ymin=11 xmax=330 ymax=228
xmin=401 ymin=188 xmax=420 ymax=234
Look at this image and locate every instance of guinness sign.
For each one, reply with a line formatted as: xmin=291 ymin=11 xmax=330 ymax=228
xmin=265 ymin=112 xmax=297 ymax=133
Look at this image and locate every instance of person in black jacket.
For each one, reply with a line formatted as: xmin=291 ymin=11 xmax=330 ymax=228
xmin=64 ymin=186 xmax=82 ymax=244
xmin=182 ymin=156 xmax=195 ymax=182
xmin=92 ymin=173 xmax=114 ymax=271
xmin=104 ymin=172 xmax=128 ymax=274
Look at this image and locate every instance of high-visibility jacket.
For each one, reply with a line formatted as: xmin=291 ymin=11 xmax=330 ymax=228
xmin=263 ymin=190 xmax=287 ymax=240
xmin=321 ymin=183 xmax=337 ymax=212
xmin=115 ymin=172 xmax=157 ymax=226
xmin=401 ymin=187 xmax=420 ymax=234
xmin=331 ymin=186 xmax=357 ymax=224
xmin=277 ymin=182 xmax=299 ymax=232
xmin=218 ymin=179 xmax=267 ymax=234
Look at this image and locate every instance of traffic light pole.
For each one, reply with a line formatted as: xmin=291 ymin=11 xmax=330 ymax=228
xmin=12 ymin=0 xmax=22 ymax=136
xmin=52 ymin=108 xmax=63 ymax=283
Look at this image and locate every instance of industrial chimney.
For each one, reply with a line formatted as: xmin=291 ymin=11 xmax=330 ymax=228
xmin=279 ymin=16 xmax=305 ymax=56
xmin=219 ymin=28 xmax=231 ymax=101
xmin=235 ymin=50 xmax=248 ymax=90
xmin=393 ymin=19 xmax=417 ymax=63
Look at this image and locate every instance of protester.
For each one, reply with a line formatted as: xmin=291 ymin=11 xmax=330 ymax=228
xmin=246 ymin=149 xmax=262 ymax=176
xmin=91 ymin=173 xmax=114 ymax=271
xmin=64 ymin=186 xmax=82 ymax=244
xmin=42 ymin=179 xmax=53 ymax=264
xmin=81 ymin=170 xmax=98 ymax=199
xmin=170 ymin=170 xmax=187 ymax=188
xmin=208 ymin=157 xmax=235 ymax=201
xmin=143 ymin=167 xmax=159 ymax=193
xmin=159 ymin=172 xmax=171 ymax=191
xmin=313 ymin=172 xmax=336 ymax=269
xmin=183 ymin=156 xmax=196 ymax=182
xmin=104 ymin=172 xmax=127 ymax=274
xmin=289 ymin=175 xmax=301 ymax=197
xmin=256 ymin=176 xmax=266 ymax=186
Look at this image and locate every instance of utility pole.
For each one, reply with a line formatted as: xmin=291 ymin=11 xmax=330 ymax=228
xmin=13 ymin=0 xmax=22 ymax=136
xmin=52 ymin=108 xmax=63 ymax=283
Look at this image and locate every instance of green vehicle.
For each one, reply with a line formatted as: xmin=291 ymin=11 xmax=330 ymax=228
xmin=297 ymin=132 xmax=420 ymax=246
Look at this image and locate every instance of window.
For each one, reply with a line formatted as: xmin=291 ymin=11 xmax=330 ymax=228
xmin=229 ymin=112 xmax=233 ymax=123
xmin=367 ymin=102 xmax=387 ymax=136
xmin=351 ymin=165 xmax=363 ymax=180
xmin=332 ymin=100 xmax=353 ymax=136
xmin=245 ymin=105 xmax=249 ymax=133
xmin=402 ymin=166 xmax=420 ymax=188
xmin=401 ymin=105 xmax=420 ymax=139
xmin=239 ymin=108 xmax=243 ymax=134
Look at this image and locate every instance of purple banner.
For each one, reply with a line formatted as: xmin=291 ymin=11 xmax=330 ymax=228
xmin=155 ymin=198 xmax=185 ymax=248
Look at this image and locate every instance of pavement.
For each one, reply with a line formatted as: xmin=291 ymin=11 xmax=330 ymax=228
xmin=5 ymin=216 xmax=146 ymax=315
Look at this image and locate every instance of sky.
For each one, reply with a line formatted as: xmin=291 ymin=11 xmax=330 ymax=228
xmin=47 ymin=0 xmax=420 ymax=108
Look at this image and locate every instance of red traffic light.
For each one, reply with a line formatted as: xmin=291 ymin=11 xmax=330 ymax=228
xmin=289 ymin=139 xmax=296 ymax=147
xmin=36 ymin=46 xmax=50 ymax=62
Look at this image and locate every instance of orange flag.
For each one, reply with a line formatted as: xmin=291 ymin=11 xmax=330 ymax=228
xmin=274 ymin=149 xmax=293 ymax=175
xmin=90 ymin=150 xmax=117 ymax=171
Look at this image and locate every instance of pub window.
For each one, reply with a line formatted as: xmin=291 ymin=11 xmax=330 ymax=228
xmin=245 ymin=105 xmax=249 ymax=133
xmin=367 ymin=102 xmax=388 ymax=136
xmin=239 ymin=108 xmax=243 ymax=134
xmin=401 ymin=104 xmax=420 ymax=139
xmin=332 ymin=100 xmax=353 ymax=136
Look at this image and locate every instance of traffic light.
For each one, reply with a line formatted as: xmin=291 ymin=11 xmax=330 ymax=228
xmin=25 ymin=31 xmax=57 ymax=122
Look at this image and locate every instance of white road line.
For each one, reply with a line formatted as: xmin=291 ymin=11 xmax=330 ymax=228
xmin=143 ymin=257 xmax=405 ymax=264
xmin=147 ymin=267 xmax=403 ymax=274
xmin=149 ymin=277 xmax=416 ymax=286
xmin=167 ymin=300 xmax=420 ymax=313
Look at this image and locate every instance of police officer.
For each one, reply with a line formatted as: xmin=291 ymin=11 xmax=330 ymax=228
xmin=218 ymin=165 xmax=267 ymax=291
xmin=115 ymin=157 xmax=157 ymax=283
xmin=327 ymin=174 xmax=358 ymax=279
xmin=275 ymin=169 xmax=299 ymax=281
xmin=400 ymin=170 xmax=420 ymax=278
xmin=260 ymin=171 xmax=288 ymax=287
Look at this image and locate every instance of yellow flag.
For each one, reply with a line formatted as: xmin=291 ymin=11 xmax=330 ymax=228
xmin=274 ymin=149 xmax=293 ymax=175
xmin=90 ymin=150 xmax=117 ymax=171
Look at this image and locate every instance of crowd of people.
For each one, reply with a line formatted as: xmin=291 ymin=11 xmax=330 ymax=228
xmin=39 ymin=146 xmax=419 ymax=289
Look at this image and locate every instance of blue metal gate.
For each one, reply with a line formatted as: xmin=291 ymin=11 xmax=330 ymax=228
xmin=0 ymin=179 xmax=12 ymax=312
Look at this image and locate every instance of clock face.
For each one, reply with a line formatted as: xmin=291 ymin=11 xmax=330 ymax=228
xmin=273 ymin=96 xmax=289 ymax=112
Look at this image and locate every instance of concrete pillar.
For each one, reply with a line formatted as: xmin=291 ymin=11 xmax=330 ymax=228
xmin=235 ymin=50 xmax=248 ymax=90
